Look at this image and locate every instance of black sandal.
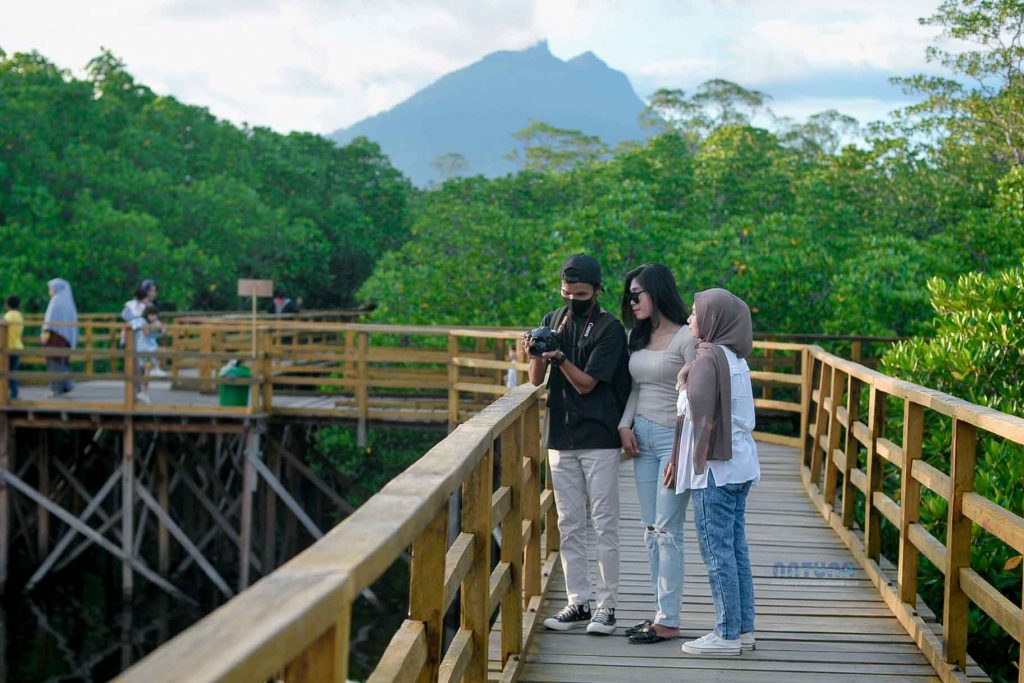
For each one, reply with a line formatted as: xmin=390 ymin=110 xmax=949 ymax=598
xmin=628 ymin=624 xmax=677 ymax=644
xmin=623 ymin=619 xmax=652 ymax=637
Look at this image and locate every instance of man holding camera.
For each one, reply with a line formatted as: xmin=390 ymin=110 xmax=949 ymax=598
xmin=523 ymin=254 xmax=630 ymax=634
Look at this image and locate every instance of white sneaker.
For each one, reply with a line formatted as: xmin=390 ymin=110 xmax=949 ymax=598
xmin=681 ymin=632 xmax=742 ymax=656
xmin=149 ymin=366 xmax=169 ymax=378
xmin=136 ymin=392 xmax=151 ymax=404
xmin=585 ymin=607 xmax=616 ymax=635
xmin=740 ymin=632 xmax=756 ymax=651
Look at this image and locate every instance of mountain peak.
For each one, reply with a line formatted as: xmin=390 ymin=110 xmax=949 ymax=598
xmin=331 ymin=44 xmax=647 ymax=185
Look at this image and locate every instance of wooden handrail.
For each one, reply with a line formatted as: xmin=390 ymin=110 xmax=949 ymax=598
xmin=803 ymin=345 xmax=1024 ymax=683
xmin=115 ymin=383 xmax=551 ymax=683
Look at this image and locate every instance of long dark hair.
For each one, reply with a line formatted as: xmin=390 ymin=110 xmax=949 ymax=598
xmin=621 ymin=263 xmax=690 ymax=352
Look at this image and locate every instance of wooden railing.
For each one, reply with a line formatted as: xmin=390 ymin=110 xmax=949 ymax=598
xmin=804 ymin=346 xmax=1024 ymax=683
xmin=114 ymin=382 xmax=559 ymax=683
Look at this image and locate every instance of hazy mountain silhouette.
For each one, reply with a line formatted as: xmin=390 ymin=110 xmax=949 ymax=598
xmin=330 ymin=40 xmax=648 ymax=186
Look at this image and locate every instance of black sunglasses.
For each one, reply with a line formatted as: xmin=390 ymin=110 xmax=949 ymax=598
xmin=627 ymin=290 xmax=646 ymax=305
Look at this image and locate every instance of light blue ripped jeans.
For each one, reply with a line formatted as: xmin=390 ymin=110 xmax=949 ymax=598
xmin=633 ymin=415 xmax=691 ymax=627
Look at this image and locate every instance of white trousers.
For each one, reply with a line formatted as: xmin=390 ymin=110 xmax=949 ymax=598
xmin=548 ymin=448 xmax=621 ymax=609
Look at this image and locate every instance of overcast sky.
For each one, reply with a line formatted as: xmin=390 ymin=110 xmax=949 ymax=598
xmin=1 ymin=0 xmax=947 ymax=135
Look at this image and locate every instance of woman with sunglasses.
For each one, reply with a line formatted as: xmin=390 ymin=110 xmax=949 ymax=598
xmin=617 ymin=263 xmax=698 ymax=643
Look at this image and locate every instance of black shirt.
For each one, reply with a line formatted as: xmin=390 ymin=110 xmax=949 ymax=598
xmin=540 ymin=304 xmax=631 ymax=450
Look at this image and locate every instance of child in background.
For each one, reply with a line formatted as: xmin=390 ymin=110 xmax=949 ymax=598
xmin=4 ymin=296 xmax=24 ymax=399
xmin=132 ymin=305 xmax=164 ymax=403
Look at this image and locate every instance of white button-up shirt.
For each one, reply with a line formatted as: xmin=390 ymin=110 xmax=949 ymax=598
xmin=675 ymin=345 xmax=761 ymax=491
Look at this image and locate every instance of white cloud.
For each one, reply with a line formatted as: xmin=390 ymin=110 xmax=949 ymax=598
xmin=0 ymin=0 xmax=950 ymax=134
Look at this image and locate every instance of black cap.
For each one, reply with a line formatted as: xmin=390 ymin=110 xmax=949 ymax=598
xmin=561 ymin=254 xmax=602 ymax=286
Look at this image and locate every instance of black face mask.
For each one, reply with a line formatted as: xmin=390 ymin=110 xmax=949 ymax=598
xmin=569 ymin=298 xmax=595 ymax=317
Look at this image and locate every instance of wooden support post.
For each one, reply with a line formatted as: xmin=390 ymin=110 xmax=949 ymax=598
xmin=863 ymin=387 xmax=887 ymax=562
xmin=157 ymin=446 xmax=170 ymax=575
xmin=799 ymin=349 xmax=812 ymax=467
xmin=851 ymin=339 xmax=863 ymax=363
xmin=823 ymin=366 xmax=846 ymax=507
xmin=499 ymin=422 xmax=523 ymax=665
xmin=0 ymin=322 xmax=8 ymax=406
xmin=0 ymin=417 xmax=9 ymax=594
xmin=356 ymin=332 xmax=369 ymax=448
xmin=942 ymin=417 xmax=976 ymax=673
xmin=897 ymin=400 xmax=924 ymax=605
xmin=199 ymin=327 xmax=213 ymax=394
xmin=343 ymin=331 xmax=355 ymax=382
xmin=85 ymin=325 xmax=94 ymax=377
xmin=263 ymin=442 xmax=280 ymax=573
xmin=260 ymin=328 xmax=273 ymax=412
xmin=809 ymin=360 xmax=831 ymax=488
xmin=462 ymin=447 xmax=492 ymax=681
xmin=284 ymin=609 xmax=351 ymax=683
xmin=122 ymin=419 xmax=135 ymax=601
xmin=840 ymin=375 xmax=861 ymax=527
xmin=410 ymin=504 xmax=447 ymax=683
xmin=762 ymin=348 xmax=774 ymax=400
xmin=238 ymin=427 xmax=260 ymax=591
xmin=124 ymin=329 xmax=136 ymax=411
xmin=523 ymin=399 xmax=544 ymax=600
xmin=447 ymin=334 xmax=459 ymax=432
xmin=36 ymin=439 xmax=52 ymax=560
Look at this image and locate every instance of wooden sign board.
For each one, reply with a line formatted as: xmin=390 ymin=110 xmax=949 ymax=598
xmin=238 ymin=279 xmax=274 ymax=298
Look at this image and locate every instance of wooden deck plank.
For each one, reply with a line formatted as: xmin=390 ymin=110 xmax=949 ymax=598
xmin=502 ymin=442 xmax=960 ymax=683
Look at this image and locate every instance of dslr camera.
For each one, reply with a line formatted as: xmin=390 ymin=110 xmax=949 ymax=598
xmin=527 ymin=326 xmax=560 ymax=357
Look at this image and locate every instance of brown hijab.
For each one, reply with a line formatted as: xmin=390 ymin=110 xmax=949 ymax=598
xmin=687 ymin=288 xmax=753 ymax=474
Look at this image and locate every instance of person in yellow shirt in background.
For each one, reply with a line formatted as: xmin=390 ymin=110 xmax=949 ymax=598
xmin=5 ymin=295 xmax=24 ymax=399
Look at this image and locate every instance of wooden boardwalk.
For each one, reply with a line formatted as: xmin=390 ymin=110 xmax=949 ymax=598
xmin=492 ymin=443 xmax=989 ymax=682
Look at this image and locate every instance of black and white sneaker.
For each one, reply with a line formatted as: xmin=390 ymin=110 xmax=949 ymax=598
xmin=543 ymin=603 xmax=592 ymax=631
xmin=586 ymin=607 xmax=617 ymax=635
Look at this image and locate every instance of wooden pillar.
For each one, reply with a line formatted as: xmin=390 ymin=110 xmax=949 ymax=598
xmin=823 ymin=366 xmax=846 ymax=507
xmin=238 ymin=427 xmax=260 ymax=591
xmin=356 ymin=332 xmax=368 ymax=448
xmin=809 ymin=360 xmax=832 ymax=488
xmin=897 ymin=400 xmax=924 ymax=605
xmin=263 ymin=442 xmax=280 ymax=573
xmin=199 ymin=327 xmax=213 ymax=394
xmin=798 ymin=349 xmax=812 ymax=467
xmin=85 ymin=324 xmax=95 ymax=377
xmin=942 ymin=417 xmax=976 ymax=672
xmin=410 ymin=504 xmax=447 ymax=683
xmin=851 ymin=339 xmax=863 ymax=364
xmin=523 ymin=399 xmax=544 ymax=599
xmin=863 ymin=387 xmax=887 ymax=562
xmin=499 ymin=422 xmax=523 ymax=664
xmin=0 ymin=417 xmax=9 ymax=594
xmin=122 ymin=419 xmax=135 ymax=600
xmin=261 ymin=328 xmax=273 ymax=412
xmin=840 ymin=375 xmax=862 ymax=527
xmin=762 ymin=348 xmax=774 ymax=400
xmin=462 ymin=447 xmax=492 ymax=681
xmin=157 ymin=445 xmax=170 ymax=576
xmin=283 ymin=609 xmax=351 ymax=683
xmin=0 ymin=322 xmax=8 ymax=406
xmin=124 ymin=329 xmax=136 ymax=411
xmin=38 ymin=436 xmax=50 ymax=559
xmin=447 ymin=334 xmax=459 ymax=432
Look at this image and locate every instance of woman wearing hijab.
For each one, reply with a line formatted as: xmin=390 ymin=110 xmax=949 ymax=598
xmin=42 ymin=278 xmax=79 ymax=397
xmin=665 ymin=288 xmax=759 ymax=656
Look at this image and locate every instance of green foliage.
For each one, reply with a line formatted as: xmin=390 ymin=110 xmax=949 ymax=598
xmin=882 ymin=267 xmax=1024 ymax=682
xmin=506 ymin=121 xmax=608 ymax=173
xmin=312 ymin=426 xmax=443 ymax=509
xmin=0 ymin=49 xmax=411 ymax=312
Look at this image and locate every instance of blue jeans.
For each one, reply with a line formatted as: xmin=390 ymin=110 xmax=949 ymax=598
xmin=692 ymin=470 xmax=755 ymax=639
xmin=633 ymin=415 xmax=690 ymax=628
xmin=8 ymin=355 xmax=18 ymax=399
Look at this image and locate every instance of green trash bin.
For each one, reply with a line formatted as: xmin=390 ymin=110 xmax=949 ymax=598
xmin=218 ymin=362 xmax=251 ymax=407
